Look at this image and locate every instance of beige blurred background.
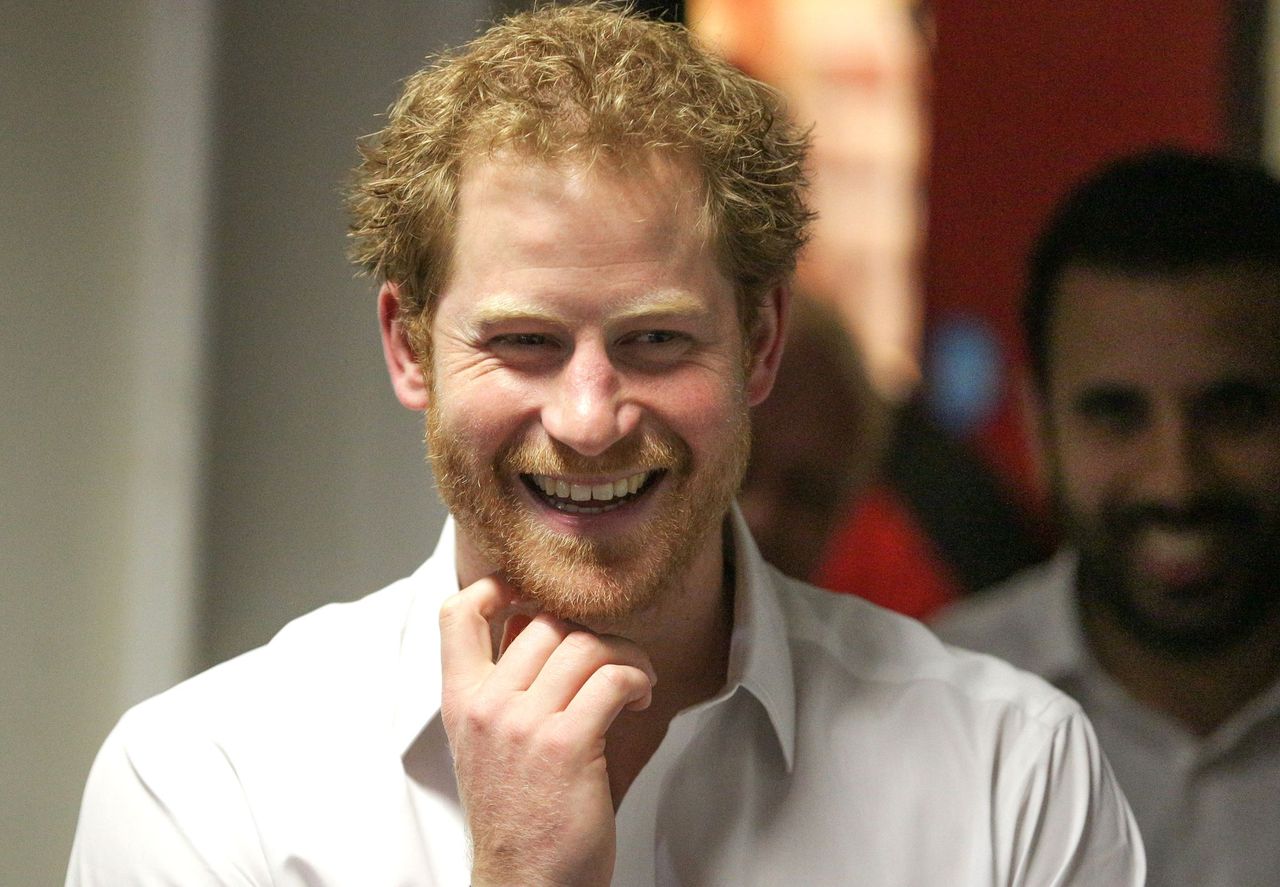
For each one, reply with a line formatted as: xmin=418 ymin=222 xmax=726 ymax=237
xmin=691 ymin=0 xmax=928 ymax=401
xmin=2 ymin=3 xmax=480 ymax=882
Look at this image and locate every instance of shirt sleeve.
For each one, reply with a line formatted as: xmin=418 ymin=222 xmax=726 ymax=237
xmin=66 ymin=707 xmax=272 ymax=887
xmin=996 ymin=703 xmax=1146 ymax=887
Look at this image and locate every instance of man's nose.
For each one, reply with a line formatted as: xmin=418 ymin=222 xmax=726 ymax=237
xmin=1136 ymin=413 xmax=1212 ymax=506
xmin=541 ymin=343 xmax=641 ymax=457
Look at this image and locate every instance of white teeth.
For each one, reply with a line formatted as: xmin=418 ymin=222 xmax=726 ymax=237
xmin=1143 ymin=528 xmax=1213 ymax=561
xmin=530 ymin=471 xmax=654 ymax=505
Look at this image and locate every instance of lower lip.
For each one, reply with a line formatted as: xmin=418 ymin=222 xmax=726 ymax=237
xmin=1134 ymin=521 xmax=1237 ymax=578
xmin=1141 ymin=561 xmax=1213 ymax=591
xmin=1132 ymin=548 xmax=1219 ymax=591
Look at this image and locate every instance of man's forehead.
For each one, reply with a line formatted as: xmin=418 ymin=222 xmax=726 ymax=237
xmin=1054 ymin=264 xmax=1280 ymax=337
xmin=434 ymin=148 xmax=739 ymax=335
xmin=446 ymin=147 xmax=720 ymax=260
xmin=1049 ymin=263 xmax=1280 ymax=388
xmin=449 ymin=151 xmax=709 ymax=258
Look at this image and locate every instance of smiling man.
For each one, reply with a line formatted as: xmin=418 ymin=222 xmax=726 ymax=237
xmin=934 ymin=149 xmax=1280 ymax=887
xmin=418 ymin=156 xmax=754 ymax=630
xmin=68 ymin=5 xmax=1142 ymax=885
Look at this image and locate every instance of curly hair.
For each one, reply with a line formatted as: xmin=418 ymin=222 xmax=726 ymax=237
xmin=347 ymin=2 xmax=812 ymax=348
xmin=1025 ymin=148 xmax=1280 ymax=391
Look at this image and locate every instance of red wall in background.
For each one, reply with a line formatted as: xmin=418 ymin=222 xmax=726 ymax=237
xmin=926 ymin=2 xmax=1229 ymax=513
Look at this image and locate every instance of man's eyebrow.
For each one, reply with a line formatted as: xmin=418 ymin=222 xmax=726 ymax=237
xmin=466 ymin=291 xmax=711 ymax=330
xmin=610 ymin=291 xmax=710 ymax=322
xmin=1200 ymin=376 xmax=1275 ymax=397
xmin=465 ymin=296 xmax=564 ymax=331
xmin=1070 ymin=384 xmax=1145 ymax=414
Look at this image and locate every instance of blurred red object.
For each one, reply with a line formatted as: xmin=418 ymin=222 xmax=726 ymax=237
xmin=814 ymin=484 xmax=961 ymax=620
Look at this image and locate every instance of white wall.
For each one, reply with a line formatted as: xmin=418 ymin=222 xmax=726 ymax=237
xmin=1 ymin=3 xmax=210 ymax=882
xmin=2 ymin=2 xmax=482 ymax=882
xmin=198 ymin=1 xmax=476 ymax=667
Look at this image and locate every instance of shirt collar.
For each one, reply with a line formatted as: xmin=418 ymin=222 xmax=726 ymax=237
xmin=722 ymin=502 xmax=798 ymax=771
xmin=393 ymin=519 xmax=456 ymax=756
xmin=393 ymin=505 xmax=797 ymax=770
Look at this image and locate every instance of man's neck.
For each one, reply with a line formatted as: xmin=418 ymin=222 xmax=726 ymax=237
xmin=601 ymin=526 xmax=736 ymax=807
xmin=598 ymin=523 xmax=735 ymax=692
xmin=1083 ymin=604 xmax=1280 ymax=737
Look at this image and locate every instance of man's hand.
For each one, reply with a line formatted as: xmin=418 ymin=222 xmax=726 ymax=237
xmin=439 ymin=576 xmax=656 ymax=887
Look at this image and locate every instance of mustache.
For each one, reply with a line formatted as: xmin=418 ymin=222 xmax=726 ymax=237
xmin=1102 ymin=495 xmax=1259 ymax=534
xmin=499 ymin=433 xmax=687 ymax=477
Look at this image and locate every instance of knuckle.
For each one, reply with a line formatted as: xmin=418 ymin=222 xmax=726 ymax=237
xmin=437 ymin=593 xmax=467 ymax=628
xmin=599 ymin=632 xmax=644 ymax=662
xmin=523 ymin=613 xmax=570 ymax=646
xmin=461 ymin=694 xmax=501 ymax=734
xmin=535 ymin=723 xmax=579 ymax=762
xmin=455 ymin=697 xmax=537 ymax=749
xmin=459 ymin=706 xmax=490 ymax=739
xmin=494 ymin=716 xmax=533 ymax=748
xmin=531 ymin=612 xmax=565 ymax=632
xmin=596 ymin=662 xmax=638 ymax=694
xmin=562 ymin=629 xmax=602 ymax=658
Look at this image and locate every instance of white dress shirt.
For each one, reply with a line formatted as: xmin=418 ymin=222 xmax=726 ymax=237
xmin=934 ymin=550 xmax=1280 ymax=887
xmin=68 ymin=512 xmax=1143 ymax=886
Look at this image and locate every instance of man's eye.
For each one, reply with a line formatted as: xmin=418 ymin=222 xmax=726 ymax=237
xmin=493 ymin=333 xmax=554 ymax=348
xmin=623 ymin=330 xmax=690 ymax=348
xmin=1072 ymin=388 xmax=1148 ymax=436
xmin=616 ymin=330 xmax=693 ymax=365
xmin=1195 ymin=382 xmax=1277 ymax=434
xmin=487 ymin=333 xmax=564 ymax=367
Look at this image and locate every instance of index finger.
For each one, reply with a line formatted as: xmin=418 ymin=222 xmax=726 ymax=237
xmin=439 ymin=575 xmax=521 ymax=692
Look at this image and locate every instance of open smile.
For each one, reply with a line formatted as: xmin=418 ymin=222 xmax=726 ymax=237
xmin=1132 ymin=526 xmax=1226 ymax=590
xmin=521 ymin=470 xmax=664 ymax=514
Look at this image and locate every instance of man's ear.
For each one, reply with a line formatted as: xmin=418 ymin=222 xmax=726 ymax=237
xmin=745 ymin=282 xmax=791 ymax=407
xmin=378 ymin=282 xmax=430 ymax=411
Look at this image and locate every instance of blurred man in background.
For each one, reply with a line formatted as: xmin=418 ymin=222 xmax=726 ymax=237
xmin=935 ymin=149 xmax=1280 ymax=887
xmin=740 ymin=296 xmax=888 ymax=581
xmin=742 ymin=296 xmax=1043 ymax=618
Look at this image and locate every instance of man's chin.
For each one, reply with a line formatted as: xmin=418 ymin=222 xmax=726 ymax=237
xmin=479 ymin=491 xmax=711 ymax=624
xmin=1092 ymin=573 xmax=1277 ymax=658
xmin=508 ymin=558 xmax=668 ymax=626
